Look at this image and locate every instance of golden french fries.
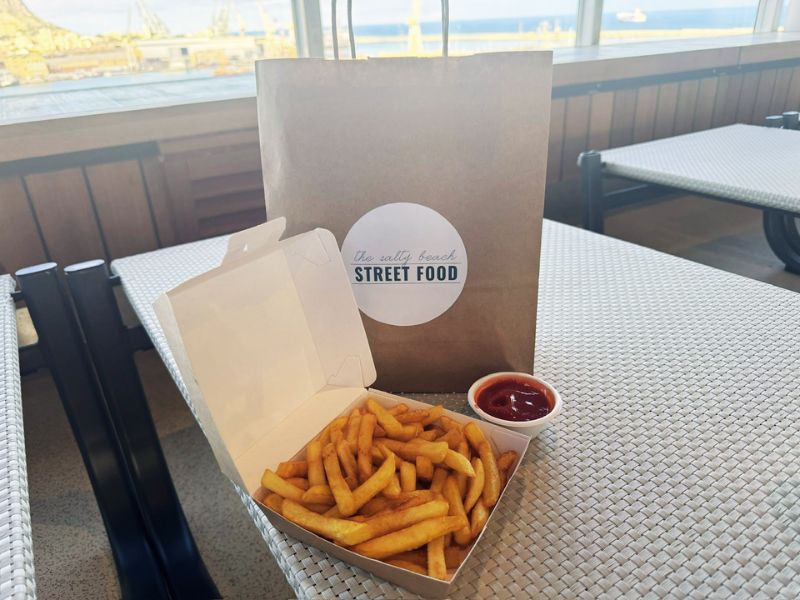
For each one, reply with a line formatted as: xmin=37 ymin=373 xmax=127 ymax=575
xmin=357 ymin=413 xmax=376 ymax=482
xmin=444 ymin=449 xmax=476 ymax=478
xmin=351 ymin=516 xmax=468 ymax=560
xmin=415 ymin=455 xmax=434 ymax=480
xmin=427 ymin=536 xmax=447 ymax=580
xmin=442 ymin=475 xmax=472 ymax=546
xmin=306 ymin=440 xmax=326 ymax=487
xmin=260 ymin=397 xmax=517 ymax=581
xmin=337 ymin=499 xmax=449 ymax=546
xmin=323 ymin=444 xmax=356 ymax=516
xmin=469 ymin=500 xmax=489 ymax=539
xmin=463 ymin=458 xmax=484 ymax=513
xmin=261 ymin=470 xmax=305 ymax=502
xmin=400 ymin=461 xmax=416 ymax=492
xmin=276 ymin=460 xmax=308 ymax=478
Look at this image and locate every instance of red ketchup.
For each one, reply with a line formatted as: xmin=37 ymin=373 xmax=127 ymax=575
xmin=476 ymin=378 xmax=551 ymax=422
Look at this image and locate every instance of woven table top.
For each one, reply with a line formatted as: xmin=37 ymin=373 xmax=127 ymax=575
xmin=112 ymin=221 xmax=800 ymax=599
xmin=0 ymin=275 xmax=36 ymax=600
xmin=600 ymin=124 xmax=800 ymax=214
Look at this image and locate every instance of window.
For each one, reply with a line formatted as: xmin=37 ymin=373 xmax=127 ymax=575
xmin=600 ymin=1 xmax=759 ymax=45
xmin=320 ymin=0 xmax=579 ymax=59
xmin=0 ymin=0 xmax=296 ymax=88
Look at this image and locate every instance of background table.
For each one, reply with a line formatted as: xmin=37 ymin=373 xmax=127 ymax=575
xmin=581 ymin=124 xmax=800 ymax=272
xmin=113 ymin=221 xmax=800 ymax=599
xmin=0 ymin=276 xmax=36 ymax=600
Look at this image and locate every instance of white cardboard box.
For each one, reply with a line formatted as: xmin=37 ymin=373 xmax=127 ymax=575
xmin=153 ymin=218 xmax=530 ymax=598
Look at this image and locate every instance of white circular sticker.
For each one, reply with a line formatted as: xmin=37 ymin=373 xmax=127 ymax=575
xmin=341 ymin=203 xmax=468 ymax=327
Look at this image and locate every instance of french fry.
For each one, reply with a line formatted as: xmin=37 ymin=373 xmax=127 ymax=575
xmin=330 ymin=416 xmax=347 ymax=445
xmin=477 ymin=441 xmax=501 ymax=507
xmin=422 ymin=405 xmax=444 ymax=426
xmin=286 ymin=477 xmax=310 ymax=490
xmin=470 ymin=499 xmax=489 ymax=539
xmin=396 ymin=409 xmax=429 ymax=424
xmin=497 ymin=450 xmax=519 ymax=473
xmin=359 ymin=496 xmax=391 ymax=517
xmin=351 ymin=516 xmax=468 ymax=560
xmin=400 ymin=461 xmax=416 ymax=493
xmin=261 ymin=470 xmax=305 ymax=502
xmin=337 ymin=499 xmax=449 ymax=546
xmin=350 ymin=453 xmax=396 ymax=510
xmin=444 ymin=449 xmax=476 ymax=478
xmin=463 ymin=458 xmax=484 ymax=513
xmin=264 ymin=493 xmax=284 ymax=514
xmin=415 ymin=456 xmax=434 ymax=480
xmin=336 ymin=439 xmax=359 ymax=489
xmin=382 ymin=473 xmax=401 ymax=498
xmin=317 ymin=425 xmax=331 ymax=447
xmin=302 ymin=484 xmax=335 ymax=505
xmin=417 ymin=430 xmax=438 ymax=442
xmin=442 ymin=475 xmax=472 ymax=546
xmin=385 ymin=550 xmax=427 ymax=568
xmin=374 ymin=438 xmax=448 ymax=463
xmin=455 ymin=440 xmax=469 ymax=498
xmin=307 ymin=440 xmax=326 ymax=487
xmin=444 ymin=545 xmax=467 ymax=569
xmin=439 ymin=415 xmax=463 ymax=433
xmin=366 ymin=397 xmax=409 ymax=440
xmin=345 ymin=409 xmax=362 ymax=450
xmin=436 ymin=428 xmax=463 ymax=450
xmin=387 ymin=559 xmax=427 ymax=575
xmin=357 ymin=413 xmax=376 ymax=482
xmin=303 ymin=502 xmax=336 ymax=514
xmin=364 ymin=490 xmax=438 ymax=517
xmin=322 ymin=444 xmax=356 ymax=516
xmin=282 ymin=499 xmax=365 ymax=543
xmin=276 ymin=460 xmax=308 ymax=478
xmin=388 ymin=404 xmax=408 ymax=416
xmin=427 ymin=536 xmax=447 ymax=580
xmin=464 ymin=423 xmax=501 ymax=507
xmin=373 ymin=424 xmax=387 ymax=437
xmin=430 ymin=468 xmax=448 ymax=493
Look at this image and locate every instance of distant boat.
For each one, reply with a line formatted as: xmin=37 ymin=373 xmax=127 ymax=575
xmin=616 ymin=8 xmax=647 ymax=23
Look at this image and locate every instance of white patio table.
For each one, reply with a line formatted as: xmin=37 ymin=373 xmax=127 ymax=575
xmin=112 ymin=221 xmax=800 ymax=599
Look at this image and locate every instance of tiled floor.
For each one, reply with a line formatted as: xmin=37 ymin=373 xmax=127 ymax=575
xmin=21 ymin=195 xmax=800 ymax=599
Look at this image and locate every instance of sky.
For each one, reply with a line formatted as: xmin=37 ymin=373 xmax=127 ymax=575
xmin=25 ymin=0 xmax=761 ymax=36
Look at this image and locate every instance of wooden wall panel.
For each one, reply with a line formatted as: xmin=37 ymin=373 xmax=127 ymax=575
xmin=561 ymin=95 xmax=592 ymax=180
xmin=141 ymin=156 xmax=178 ymax=247
xmin=632 ymin=85 xmax=659 ymax=143
xmin=0 ymin=176 xmax=48 ymax=275
xmin=711 ymin=74 xmax=744 ymax=127
xmin=752 ymin=69 xmax=778 ymax=124
xmin=25 ymin=169 xmax=107 ymax=266
xmin=673 ymin=80 xmax=700 ymax=135
xmin=586 ymin=92 xmax=615 ymax=152
xmin=653 ymin=83 xmax=679 ymax=139
xmin=735 ymin=71 xmax=761 ymax=124
xmin=609 ymin=89 xmax=638 ymax=148
xmin=86 ymin=160 xmax=159 ymax=258
xmin=787 ymin=67 xmax=800 ymax=110
xmin=546 ymin=98 xmax=566 ymax=182
xmin=692 ymin=78 xmax=718 ymax=132
xmin=768 ymin=68 xmax=793 ymax=115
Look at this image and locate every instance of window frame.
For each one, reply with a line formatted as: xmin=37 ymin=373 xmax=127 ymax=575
xmin=292 ymin=0 xmax=787 ymax=56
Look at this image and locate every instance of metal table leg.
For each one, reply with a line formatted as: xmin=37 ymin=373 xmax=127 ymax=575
xmin=14 ymin=264 xmax=172 ymax=600
xmin=763 ymin=210 xmax=800 ymax=274
xmin=64 ymin=260 xmax=219 ymax=600
xmin=579 ymin=150 xmax=605 ymax=233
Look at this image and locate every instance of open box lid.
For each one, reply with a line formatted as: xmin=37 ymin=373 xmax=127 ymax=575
xmin=153 ymin=218 xmax=376 ymax=493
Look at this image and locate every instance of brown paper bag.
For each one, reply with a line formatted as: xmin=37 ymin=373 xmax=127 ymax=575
xmin=256 ymin=51 xmax=552 ymax=392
